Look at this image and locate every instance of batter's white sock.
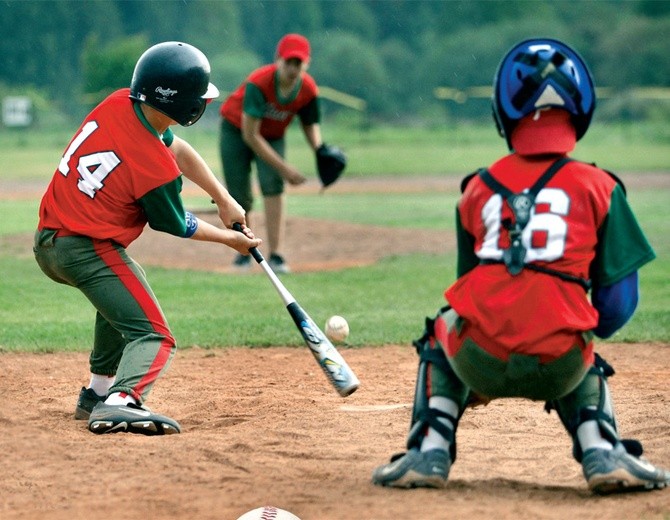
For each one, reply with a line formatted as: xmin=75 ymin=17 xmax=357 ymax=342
xmin=420 ymin=396 xmax=458 ymax=454
xmin=88 ymin=374 xmax=115 ymax=397
xmin=105 ymin=392 xmax=136 ymax=406
xmin=577 ymin=409 xmax=614 ymax=452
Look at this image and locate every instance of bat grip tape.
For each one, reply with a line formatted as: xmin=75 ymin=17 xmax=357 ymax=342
xmin=232 ymin=222 xmax=264 ymax=263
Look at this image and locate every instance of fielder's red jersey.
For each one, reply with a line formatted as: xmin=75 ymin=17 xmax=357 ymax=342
xmin=445 ymin=153 xmax=654 ymax=364
xmin=220 ymin=64 xmax=318 ymax=139
xmin=38 ymin=89 xmax=181 ymax=247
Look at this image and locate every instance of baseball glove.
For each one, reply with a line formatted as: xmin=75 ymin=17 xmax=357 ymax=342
xmin=316 ymin=143 xmax=347 ymax=188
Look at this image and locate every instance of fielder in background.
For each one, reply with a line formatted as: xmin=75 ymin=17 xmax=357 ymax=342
xmin=219 ymin=33 xmax=332 ymax=274
xmin=372 ymin=38 xmax=670 ymax=494
xmin=34 ymin=42 xmax=261 ymax=436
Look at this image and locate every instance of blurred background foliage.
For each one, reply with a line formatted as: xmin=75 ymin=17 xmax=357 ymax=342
xmin=0 ymin=0 xmax=669 ymax=128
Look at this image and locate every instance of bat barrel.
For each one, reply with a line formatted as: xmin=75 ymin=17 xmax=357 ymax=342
xmin=337 ymin=376 xmax=360 ymax=397
xmin=288 ymin=302 xmax=360 ymax=397
xmin=232 ymin=223 xmax=360 ymax=398
xmin=308 ymin=348 xmax=359 ymax=397
xmin=307 ymin=342 xmax=360 ymax=396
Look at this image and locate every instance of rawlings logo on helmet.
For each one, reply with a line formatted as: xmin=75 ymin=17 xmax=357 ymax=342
xmin=155 ymin=86 xmax=178 ymax=104
xmin=155 ymin=87 xmax=178 ymax=97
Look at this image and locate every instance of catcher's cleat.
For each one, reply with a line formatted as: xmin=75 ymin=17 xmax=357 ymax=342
xmin=74 ymin=387 xmax=106 ymax=420
xmin=372 ymin=448 xmax=450 ymax=489
xmin=582 ymin=443 xmax=670 ymax=494
xmin=88 ymin=402 xmax=181 ymax=436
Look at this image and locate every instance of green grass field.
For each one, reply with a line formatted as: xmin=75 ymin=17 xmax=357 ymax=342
xmin=0 ymin=121 xmax=668 ymax=352
xmin=2 ymin=117 xmax=670 ymax=181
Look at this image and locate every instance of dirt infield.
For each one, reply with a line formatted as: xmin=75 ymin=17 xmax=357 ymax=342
xmin=1 ymin=343 xmax=669 ymax=520
xmin=2 ymin=174 xmax=669 ymax=519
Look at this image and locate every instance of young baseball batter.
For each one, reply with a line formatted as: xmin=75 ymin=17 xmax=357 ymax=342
xmin=372 ymin=38 xmax=670 ymax=494
xmin=219 ymin=33 xmax=323 ymax=274
xmin=34 ymin=41 xmax=261 ymax=436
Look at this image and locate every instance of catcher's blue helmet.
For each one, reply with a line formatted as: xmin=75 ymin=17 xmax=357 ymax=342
xmin=493 ymin=38 xmax=595 ymax=149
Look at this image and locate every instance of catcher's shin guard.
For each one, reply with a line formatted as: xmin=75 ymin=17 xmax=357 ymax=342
xmin=547 ymin=353 xmax=642 ymax=462
xmin=405 ymin=308 xmax=468 ymax=463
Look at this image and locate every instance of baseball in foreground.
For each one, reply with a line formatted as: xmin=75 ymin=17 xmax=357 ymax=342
xmin=236 ymin=506 xmax=301 ymax=520
xmin=325 ymin=315 xmax=349 ymax=343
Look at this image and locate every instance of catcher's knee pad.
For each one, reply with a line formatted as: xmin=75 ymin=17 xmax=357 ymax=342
xmin=406 ymin=308 xmax=470 ymax=461
xmin=546 ymin=353 xmax=642 ymax=461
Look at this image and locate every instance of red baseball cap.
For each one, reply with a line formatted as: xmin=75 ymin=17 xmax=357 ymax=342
xmin=510 ymin=108 xmax=577 ymax=156
xmin=276 ymin=33 xmax=310 ymax=62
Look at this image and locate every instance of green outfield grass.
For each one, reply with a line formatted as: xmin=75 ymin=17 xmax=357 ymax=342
xmin=0 ymin=122 xmax=668 ymax=352
xmin=1 ymin=187 xmax=667 ymax=350
xmin=1 ymin=119 xmax=669 ymax=182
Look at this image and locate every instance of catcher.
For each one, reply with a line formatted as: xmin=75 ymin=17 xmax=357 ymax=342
xmin=219 ymin=33 xmax=345 ymax=274
xmin=372 ymin=38 xmax=670 ymax=494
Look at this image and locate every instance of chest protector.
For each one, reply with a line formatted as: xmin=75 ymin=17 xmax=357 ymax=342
xmin=477 ymin=157 xmax=591 ymax=290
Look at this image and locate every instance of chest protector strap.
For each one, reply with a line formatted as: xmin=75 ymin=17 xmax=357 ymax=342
xmin=478 ymin=157 xmax=591 ymax=291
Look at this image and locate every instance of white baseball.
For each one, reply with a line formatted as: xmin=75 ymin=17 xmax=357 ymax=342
xmin=325 ymin=315 xmax=349 ymax=343
xmin=236 ymin=506 xmax=301 ymax=520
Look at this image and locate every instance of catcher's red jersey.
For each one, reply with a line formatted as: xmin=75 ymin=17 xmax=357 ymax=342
xmin=38 ymin=89 xmax=180 ymax=247
xmin=445 ymin=154 xmax=619 ymax=364
xmin=220 ymin=64 xmax=318 ymax=139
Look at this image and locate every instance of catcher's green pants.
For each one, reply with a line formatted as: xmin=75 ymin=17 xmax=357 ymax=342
xmin=425 ymin=307 xmax=605 ymax=456
xmin=432 ymin=307 xmax=592 ymax=403
xmin=33 ymin=229 xmax=176 ymax=404
xmin=219 ymin=119 xmax=285 ymax=212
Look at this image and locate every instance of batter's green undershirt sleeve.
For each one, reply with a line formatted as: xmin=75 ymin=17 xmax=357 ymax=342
xmin=138 ymin=176 xmax=189 ymax=237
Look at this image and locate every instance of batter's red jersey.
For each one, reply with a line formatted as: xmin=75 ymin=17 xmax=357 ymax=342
xmin=39 ymin=89 xmax=181 ymax=247
xmin=220 ymin=64 xmax=318 ymax=139
xmin=445 ymin=153 xmax=654 ymax=364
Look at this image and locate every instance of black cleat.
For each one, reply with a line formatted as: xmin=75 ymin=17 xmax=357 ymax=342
xmin=74 ymin=387 xmax=106 ymax=420
xmin=88 ymin=402 xmax=181 ymax=436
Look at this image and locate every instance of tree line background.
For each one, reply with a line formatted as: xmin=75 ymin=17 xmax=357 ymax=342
xmin=1 ymin=0 xmax=669 ymax=127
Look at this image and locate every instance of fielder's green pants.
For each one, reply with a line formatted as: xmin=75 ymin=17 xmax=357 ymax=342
xmin=33 ymin=229 xmax=176 ymax=404
xmin=219 ymin=118 xmax=286 ymax=212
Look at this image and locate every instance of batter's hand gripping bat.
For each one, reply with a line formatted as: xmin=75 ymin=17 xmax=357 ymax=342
xmin=233 ymin=223 xmax=359 ymax=397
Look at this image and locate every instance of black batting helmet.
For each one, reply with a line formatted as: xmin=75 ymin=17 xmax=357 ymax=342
xmin=129 ymin=41 xmax=219 ymax=127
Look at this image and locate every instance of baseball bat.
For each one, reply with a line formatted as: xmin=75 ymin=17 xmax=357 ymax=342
xmin=232 ymin=223 xmax=359 ymax=397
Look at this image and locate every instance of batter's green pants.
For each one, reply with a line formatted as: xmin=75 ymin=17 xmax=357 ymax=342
xmin=33 ymin=229 xmax=176 ymax=404
xmin=219 ymin=119 xmax=285 ymax=212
